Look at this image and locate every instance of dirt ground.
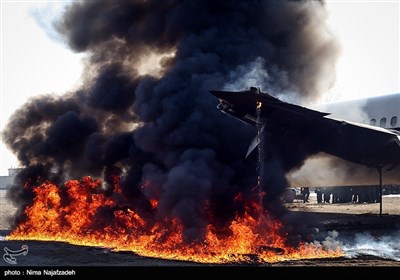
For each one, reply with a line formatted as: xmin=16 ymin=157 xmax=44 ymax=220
xmin=1 ymin=190 xmax=400 ymax=267
xmin=287 ymin=193 xmax=400 ymax=216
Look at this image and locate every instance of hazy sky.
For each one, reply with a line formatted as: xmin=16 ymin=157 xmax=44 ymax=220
xmin=0 ymin=0 xmax=399 ymax=175
xmin=325 ymin=0 xmax=399 ymax=102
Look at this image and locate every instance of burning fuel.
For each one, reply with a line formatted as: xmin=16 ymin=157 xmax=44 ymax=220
xmin=2 ymin=0 xmax=342 ymax=263
xmin=7 ymin=177 xmax=342 ymax=264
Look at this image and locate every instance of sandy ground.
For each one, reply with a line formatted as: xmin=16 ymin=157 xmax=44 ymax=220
xmin=1 ymin=190 xmax=400 ymax=267
xmin=287 ymin=193 xmax=400 ymax=216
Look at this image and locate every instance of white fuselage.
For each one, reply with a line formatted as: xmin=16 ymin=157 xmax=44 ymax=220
xmin=316 ymin=93 xmax=400 ymax=131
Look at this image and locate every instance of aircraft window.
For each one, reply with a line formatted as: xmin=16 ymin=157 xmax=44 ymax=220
xmin=391 ymin=116 xmax=398 ymax=127
xmin=380 ymin=118 xmax=387 ymax=127
xmin=370 ymin=119 xmax=376 ymax=125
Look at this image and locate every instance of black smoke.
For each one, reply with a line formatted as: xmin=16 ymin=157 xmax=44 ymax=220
xmin=2 ymin=0 xmax=338 ymax=243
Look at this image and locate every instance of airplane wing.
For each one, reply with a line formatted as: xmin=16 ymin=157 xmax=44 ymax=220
xmin=210 ymin=88 xmax=400 ymax=169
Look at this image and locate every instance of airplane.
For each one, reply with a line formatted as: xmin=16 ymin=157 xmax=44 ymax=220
xmin=210 ymin=87 xmax=400 ymax=172
xmin=210 ymin=87 xmax=400 ymax=213
xmin=315 ymin=93 xmax=400 ymax=133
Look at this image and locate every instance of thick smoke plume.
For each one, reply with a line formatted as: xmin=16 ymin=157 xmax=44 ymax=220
xmin=2 ymin=0 xmax=339 ymax=242
xmin=289 ymin=154 xmax=400 ymax=187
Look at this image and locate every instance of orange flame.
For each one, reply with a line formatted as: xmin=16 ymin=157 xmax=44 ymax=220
xmin=7 ymin=177 xmax=343 ymax=264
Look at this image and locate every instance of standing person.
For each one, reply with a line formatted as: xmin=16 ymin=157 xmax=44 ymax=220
xmin=322 ymin=187 xmax=331 ymax=203
xmin=303 ymin=187 xmax=310 ymax=203
xmin=315 ymin=187 xmax=322 ymax=203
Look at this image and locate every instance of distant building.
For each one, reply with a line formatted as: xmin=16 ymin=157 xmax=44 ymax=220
xmin=0 ymin=168 xmax=21 ymax=189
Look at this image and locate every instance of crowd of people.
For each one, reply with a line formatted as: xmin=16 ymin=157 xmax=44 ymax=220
xmin=300 ymin=186 xmax=382 ymax=204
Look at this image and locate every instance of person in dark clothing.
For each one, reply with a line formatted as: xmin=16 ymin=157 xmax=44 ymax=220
xmin=323 ymin=187 xmax=331 ymax=203
xmin=315 ymin=187 xmax=322 ymax=203
xmin=303 ymin=187 xmax=310 ymax=203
